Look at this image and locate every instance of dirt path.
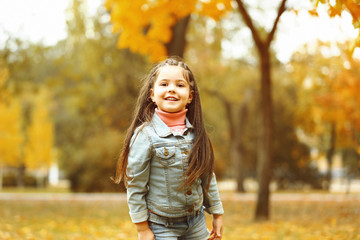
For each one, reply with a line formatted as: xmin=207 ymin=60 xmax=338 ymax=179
xmin=0 ymin=192 xmax=127 ymax=201
xmin=221 ymin=192 xmax=360 ymax=202
xmin=0 ymin=192 xmax=359 ymax=202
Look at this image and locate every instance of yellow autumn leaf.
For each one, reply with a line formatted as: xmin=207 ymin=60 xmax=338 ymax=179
xmin=104 ymin=0 xmax=233 ymax=62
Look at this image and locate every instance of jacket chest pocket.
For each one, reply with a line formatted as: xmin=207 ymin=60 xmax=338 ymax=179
xmin=155 ymin=146 xmax=176 ymax=167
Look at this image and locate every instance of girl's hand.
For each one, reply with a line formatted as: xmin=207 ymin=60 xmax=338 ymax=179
xmin=135 ymin=221 xmax=155 ymax=240
xmin=208 ymin=214 xmax=223 ymax=240
xmin=138 ymin=228 xmax=155 ymax=240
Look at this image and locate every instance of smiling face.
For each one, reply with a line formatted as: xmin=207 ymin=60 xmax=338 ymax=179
xmin=150 ymin=65 xmax=193 ymax=113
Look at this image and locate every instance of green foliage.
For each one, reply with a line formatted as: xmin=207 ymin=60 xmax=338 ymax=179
xmin=0 ymin=2 xmax=147 ymax=192
xmin=50 ymin=3 xmax=147 ymax=192
xmin=2 ymin=173 xmax=37 ymax=187
xmin=68 ymin=129 xmax=126 ymax=192
xmin=272 ymin=80 xmax=320 ymax=189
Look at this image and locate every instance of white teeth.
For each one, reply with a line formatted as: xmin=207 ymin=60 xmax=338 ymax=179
xmin=165 ymin=97 xmax=177 ymax=101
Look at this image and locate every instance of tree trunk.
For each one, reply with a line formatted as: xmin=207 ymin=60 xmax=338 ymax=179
xmin=325 ymin=123 xmax=336 ymax=190
xmin=165 ymin=16 xmax=191 ymax=58
xmin=233 ymin=140 xmax=246 ymax=192
xmin=230 ymin=104 xmax=247 ymax=193
xmin=17 ymin=164 xmax=25 ymax=188
xmin=235 ymin=88 xmax=253 ymax=192
xmin=204 ymin=88 xmax=248 ymax=192
xmin=255 ymin=47 xmax=274 ymax=221
xmin=224 ymin=101 xmax=244 ymax=191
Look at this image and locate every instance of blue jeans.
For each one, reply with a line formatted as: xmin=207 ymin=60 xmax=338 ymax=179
xmin=148 ymin=208 xmax=210 ymax=240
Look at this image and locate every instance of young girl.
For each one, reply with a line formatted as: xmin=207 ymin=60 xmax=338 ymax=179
xmin=112 ymin=57 xmax=224 ymax=240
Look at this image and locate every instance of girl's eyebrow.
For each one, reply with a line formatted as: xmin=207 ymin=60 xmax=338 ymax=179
xmin=158 ymin=78 xmax=187 ymax=82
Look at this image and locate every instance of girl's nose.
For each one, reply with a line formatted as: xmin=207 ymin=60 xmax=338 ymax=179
xmin=168 ymin=84 xmax=176 ymax=92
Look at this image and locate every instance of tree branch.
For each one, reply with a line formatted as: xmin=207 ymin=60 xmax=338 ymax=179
xmin=266 ymin=0 xmax=287 ymax=47
xmin=236 ymin=0 xmax=288 ymax=50
xmin=235 ymin=0 xmax=263 ymax=50
xmin=203 ymin=88 xmax=235 ymax=140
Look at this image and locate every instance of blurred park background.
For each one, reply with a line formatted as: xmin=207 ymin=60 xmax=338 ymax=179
xmin=1 ymin=0 xmax=360 ymax=239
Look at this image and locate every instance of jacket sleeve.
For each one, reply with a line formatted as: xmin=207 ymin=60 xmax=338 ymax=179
xmin=202 ymin=172 xmax=224 ymax=215
xmin=126 ymin=127 xmax=152 ymax=223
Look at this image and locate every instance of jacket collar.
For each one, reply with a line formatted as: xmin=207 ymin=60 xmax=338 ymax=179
xmin=151 ymin=111 xmax=193 ymax=137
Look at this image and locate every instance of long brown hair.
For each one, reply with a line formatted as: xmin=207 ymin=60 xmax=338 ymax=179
xmin=112 ymin=57 xmax=214 ymax=189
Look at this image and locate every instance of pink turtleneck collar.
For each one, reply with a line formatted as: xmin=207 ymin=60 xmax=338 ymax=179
xmin=155 ymin=108 xmax=187 ymax=133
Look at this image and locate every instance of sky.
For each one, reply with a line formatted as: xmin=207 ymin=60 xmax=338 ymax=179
xmin=0 ymin=0 xmax=358 ymax=62
xmin=221 ymin=1 xmax=359 ymax=62
xmin=275 ymin=5 xmax=359 ymax=62
xmin=0 ymin=0 xmax=102 ymax=45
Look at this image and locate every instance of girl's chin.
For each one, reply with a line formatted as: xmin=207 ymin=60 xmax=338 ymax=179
xmin=159 ymin=107 xmax=185 ymax=113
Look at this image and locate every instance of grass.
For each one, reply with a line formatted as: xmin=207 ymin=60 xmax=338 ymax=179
xmin=0 ymin=193 xmax=360 ymax=240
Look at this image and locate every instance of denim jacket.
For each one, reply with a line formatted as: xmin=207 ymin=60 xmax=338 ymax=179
xmin=126 ymin=112 xmax=224 ymax=223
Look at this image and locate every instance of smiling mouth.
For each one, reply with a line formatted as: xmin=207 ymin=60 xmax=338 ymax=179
xmin=165 ymin=97 xmax=178 ymax=101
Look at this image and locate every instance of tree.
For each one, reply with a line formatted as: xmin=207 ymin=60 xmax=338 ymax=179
xmin=0 ymin=0 xmax=148 ymax=192
xmin=104 ymin=0 xmax=231 ymax=61
xmin=188 ymin=14 xmax=320 ymax=191
xmin=290 ymin=41 xmax=360 ymax=187
xmin=51 ymin=0 xmax=148 ymax=191
xmin=23 ymin=89 xmax=55 ymax=186
xmin=271 ymin=65 xmax=319 ymax=190
xmin=185 ymin=15 xmax=258 ymax=191
xmin=0 ymin=38 xmax=59 ymax=188
xmin=234 ymin=0 xmax=287 ymax=220
xmin=0 ymin=65 xmax=23 ymax=190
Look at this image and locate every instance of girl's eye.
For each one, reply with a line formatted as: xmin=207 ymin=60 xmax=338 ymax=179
xmin=177 ymin=84 xmax=185 ymax=87
xmin=160 ymin=83 xmax=167 ymax=86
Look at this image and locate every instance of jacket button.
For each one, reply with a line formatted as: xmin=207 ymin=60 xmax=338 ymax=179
xmin=164 ymin=147 xmax=169 ymax=156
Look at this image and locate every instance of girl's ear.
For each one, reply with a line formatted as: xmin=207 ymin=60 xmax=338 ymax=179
xmin=188 ymin=90 xmax=194 ymax=104
xmin=150 ymin=88 xmax=155 ymax=102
